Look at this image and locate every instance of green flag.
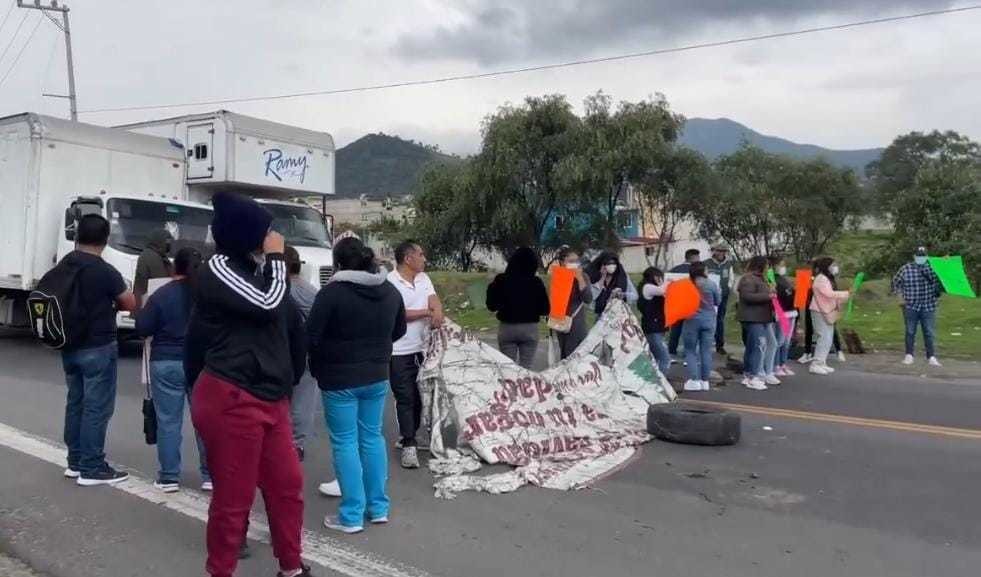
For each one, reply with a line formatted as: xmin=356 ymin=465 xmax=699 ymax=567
xmin=766 ymin=269 xmax=775 ymax=284
xmin=928 ymin=256 xmax=977 ymax=298
xmin=845 ymin=272 xmax=866 ymax=321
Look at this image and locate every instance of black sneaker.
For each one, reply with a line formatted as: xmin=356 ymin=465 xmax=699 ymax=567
xmin=77 ymin=466 xmax=129 ymax=487
xmin=238 ymin=542 xmax=251 ymax=560
xmin=295 ymin=445 xmax=305 ymax=462
xmin=276 ymin=564 xmax=314 ymax=577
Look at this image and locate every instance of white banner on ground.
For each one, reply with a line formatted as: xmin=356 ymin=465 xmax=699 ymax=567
xmin=419 ymin=299 xmax=676 ymax=498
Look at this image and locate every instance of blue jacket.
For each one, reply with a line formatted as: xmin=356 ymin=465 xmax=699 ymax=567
xmin=135 ymin=279 xmax=191 ymax=362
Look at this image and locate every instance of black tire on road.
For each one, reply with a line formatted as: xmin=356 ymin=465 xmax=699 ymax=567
xmin=647 ymin=403 xmax=741 ymax=446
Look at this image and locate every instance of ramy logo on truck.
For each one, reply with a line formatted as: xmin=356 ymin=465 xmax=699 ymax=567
xmin=263 ymin=148 xmax=309 ymax=184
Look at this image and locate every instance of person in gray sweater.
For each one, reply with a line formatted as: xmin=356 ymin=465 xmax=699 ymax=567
xmin=737 ymin=256 xmax=775 ymax=391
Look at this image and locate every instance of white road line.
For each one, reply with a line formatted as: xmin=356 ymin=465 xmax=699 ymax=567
xmin=0 ymin=422 xmax=436 ymax=577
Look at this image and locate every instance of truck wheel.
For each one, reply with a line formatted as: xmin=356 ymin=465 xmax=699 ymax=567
xmin=647 ymin=403 xmax=741 ymax=446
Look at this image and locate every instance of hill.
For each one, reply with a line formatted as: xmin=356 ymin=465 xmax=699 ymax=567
xmin=335 ymin=133 xmax=458 ymax=198
xmin=680 ymin=117 xmax=882 ymax=173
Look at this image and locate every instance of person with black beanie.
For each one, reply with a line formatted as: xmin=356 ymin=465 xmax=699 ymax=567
xmin=186 ymin=191 xmax=311 ymax=577
xmin=486 ymin=247 xmax=550 ymax=369
xmin=587 ymin=251 xmax=638 ymax=316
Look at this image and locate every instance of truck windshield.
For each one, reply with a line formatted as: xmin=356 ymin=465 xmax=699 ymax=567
xmin=107 ymin=199 xmax=214 ymax=256
xmin=264 ymin=204 xmax=331 ymax=249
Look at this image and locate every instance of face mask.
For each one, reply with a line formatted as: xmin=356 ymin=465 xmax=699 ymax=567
xmin=604 ymin=264 xmax=618 ymax=275
xmin=829 ymin=265 xmax=840 ymax=275
xmin=566 ymin=262 xmax=580 ymax=270
xmin=914 ymin=256 xmax=928 ymax=265
xmin=777 ymin=266 xmax=787 ymax=276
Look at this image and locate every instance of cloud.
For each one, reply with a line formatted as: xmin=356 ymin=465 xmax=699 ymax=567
xmin=393 ymin=0 xmax=958 ymax=66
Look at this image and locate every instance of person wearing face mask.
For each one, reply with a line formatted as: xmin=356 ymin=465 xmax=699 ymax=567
xmin=554 ymin=247 xmax=593 ymax=359
xmin=768 ymin=256 xmax=797 ymax=377
xmin=704 ymin=244 xmax=734 ymax=354
xmin=588 ymin=252 xmax=638 ymax=316
xmin=808 ymin=257 xmax=850 ymax=376
xmin=637 ymin=267 xmax=670 ymax=375
xmin=892 ymin=246 xmax=943 ymax=367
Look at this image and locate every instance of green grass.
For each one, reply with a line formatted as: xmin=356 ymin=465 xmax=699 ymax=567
xmin=430 ymin=266 xmax=981 ymax=359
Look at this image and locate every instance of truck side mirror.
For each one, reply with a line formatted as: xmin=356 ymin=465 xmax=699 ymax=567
xmin=64 ymin=208 xmax=77 ymax=241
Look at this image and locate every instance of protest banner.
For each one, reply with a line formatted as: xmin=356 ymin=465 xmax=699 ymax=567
xmin=929 ymin=256 xmax=977 ymax=298
xmin=794 ymin=269 xmax=812 ymax=311
xmin=549 ymin=267 xmax=576 ymax=320
xmin=845 ymin=272 xmax=866 ymax=321
xmin=664 ymin=278 xmax=700 ymax=328
xmin=419 ymin=300 xmax=676 ymax=498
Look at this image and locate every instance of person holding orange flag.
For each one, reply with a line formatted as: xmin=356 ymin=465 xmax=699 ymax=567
xmin=550 ymin=247 xmax=593 ymax=359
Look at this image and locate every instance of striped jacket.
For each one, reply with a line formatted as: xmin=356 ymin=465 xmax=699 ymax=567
xmin=185 ymin=251 xmax=306 ymax=401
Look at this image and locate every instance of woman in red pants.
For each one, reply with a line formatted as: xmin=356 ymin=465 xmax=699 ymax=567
xmin=185 ymin=191 xmax=310 ymax=577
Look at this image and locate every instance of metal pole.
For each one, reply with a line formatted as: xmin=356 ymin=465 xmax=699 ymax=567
xmin=61 ymin=8 xmax=77 ymax=121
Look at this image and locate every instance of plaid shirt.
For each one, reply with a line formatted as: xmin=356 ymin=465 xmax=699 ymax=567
xmin=892 ymin=263 xmax=941 ymax=312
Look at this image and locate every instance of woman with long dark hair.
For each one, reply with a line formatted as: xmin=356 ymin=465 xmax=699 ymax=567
xmin=553 ymin=247 xmax=593 ymax=359
xmin=637 ymin=267 xmax=670 ymax=375
xmin=486 ymin=247 xmax=550 ymax=369
xmin=808 ymin=257 xmax=850 ymax=376
xmin=588 ymin=251 xmax=638 ymax=316
xmin=135 ymin=247 xmax=210 ymax=493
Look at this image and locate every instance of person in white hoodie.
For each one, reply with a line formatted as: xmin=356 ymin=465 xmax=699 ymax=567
xmin=808 ymin=257 xmax=850 ymax=375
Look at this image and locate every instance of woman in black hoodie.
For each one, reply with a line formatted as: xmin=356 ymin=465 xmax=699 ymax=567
xmin=486 ymin=247 xmax=550 ymax=369
xmin=307 ymin=237 xmax=406 ymax=534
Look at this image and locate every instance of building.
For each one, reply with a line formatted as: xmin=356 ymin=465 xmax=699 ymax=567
xmin=323 ymin=195 xmax=414 ymax=226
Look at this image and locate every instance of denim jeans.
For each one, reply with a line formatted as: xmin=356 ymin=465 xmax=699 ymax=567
xmin=903 ymin=307 xmax=936 ymax=358
xmin=682 ymin=316 xmax=716 ymax=381
xmin=763 ymin=323 xmax=779 ymax=376
xmin=741 ymin=322 xmax=768 ymax=378
xmin=290 ymin=372 xmax=319 ymax=449
xmin=323 ymin=381 xmax=390 ymax=528
xmin=777 ymin=318 xmax=797 ymax=366
xmin=645 ymin=332 xmax=670 ymax=376
xmin=715 ymin=291 xmax=729 ymax=349
xmin=62 ymin=342 xmax=118 ymax=475
xmin=150 ymin=360 xmax=209 ymax=483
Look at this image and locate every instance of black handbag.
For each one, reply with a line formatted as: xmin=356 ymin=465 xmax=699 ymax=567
xmin=141 ymin=341 xmax=157 ymax=445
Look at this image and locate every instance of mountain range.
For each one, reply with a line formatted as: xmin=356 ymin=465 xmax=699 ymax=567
xmin=335 ymin=118 xmax=884 ymax=198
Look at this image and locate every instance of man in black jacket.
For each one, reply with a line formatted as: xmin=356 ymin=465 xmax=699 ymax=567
xmin=186 ymin=191 xmax=311 ymax=577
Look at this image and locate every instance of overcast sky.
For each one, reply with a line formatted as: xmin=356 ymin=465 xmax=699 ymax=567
xmin=1 ymin=0 xmax=978 ymax=154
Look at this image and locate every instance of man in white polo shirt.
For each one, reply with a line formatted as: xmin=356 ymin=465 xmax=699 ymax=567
xmin=387 ymin=240 xmax=444 ymax=469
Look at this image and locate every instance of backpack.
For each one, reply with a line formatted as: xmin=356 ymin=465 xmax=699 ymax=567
xmin=26 ymin=258 xmax=91 ymax=349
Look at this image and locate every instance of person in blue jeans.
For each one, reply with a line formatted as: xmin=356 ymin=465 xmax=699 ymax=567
xmin=681 ymin=262 xmax=721 ymax=392
xmin=892 ymin=246 xmax=944 ymax=367
xmin=736 ymin=256 xmax=776 ymax=391
xmin=135 ymin=247 xmax=211 ymax=493
xmin=307 ymin=237 xmax=407 ymax=534
xmin=637 ymin=267 xmax=670 ymax=376
xmin=59 ymin=214 xmax=136 ymax=486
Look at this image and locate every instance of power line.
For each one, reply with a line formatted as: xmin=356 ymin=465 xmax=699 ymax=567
xmin=79 ymin=4 xmax=981 ymax=115
xmin=0 ymin=10 xmax=29 ymax=66
xmin=0 ymin=2 xmax=17 ymax=34
xmin=0 ymin=14 xmax=43 ymax=89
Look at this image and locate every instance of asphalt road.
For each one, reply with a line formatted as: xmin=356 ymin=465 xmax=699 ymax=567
xmin=1 ymin=332 xmax=980 ymax=577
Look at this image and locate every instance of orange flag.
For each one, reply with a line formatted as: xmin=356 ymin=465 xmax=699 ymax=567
xmin=664 ymin=278 xmax=700 ymax=328
xmin=549 ymin=267 xmax=576 ymax=319
xmin=794 ymin=269 xmax=812 ymax=311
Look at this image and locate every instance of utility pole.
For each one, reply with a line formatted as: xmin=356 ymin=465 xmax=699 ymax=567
xmin=17 ymin=1 xmax=76 ymax=121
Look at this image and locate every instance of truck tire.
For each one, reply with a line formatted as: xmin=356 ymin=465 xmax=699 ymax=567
xmin=647 ymin=403 xmax=741 ymax=446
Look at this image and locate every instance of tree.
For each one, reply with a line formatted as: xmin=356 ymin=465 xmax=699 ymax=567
xmin=867 ymin=130 xmax=981 ymax=214
xmin=558 ymin=92 xmax=683 ymax=248
xmin=411 ymin=161 xmax=490 ymax=271
xmin=472 ymin=94 xmax=582 ymax=262
xmin=634 ymin=146 xmax=714 ymax=267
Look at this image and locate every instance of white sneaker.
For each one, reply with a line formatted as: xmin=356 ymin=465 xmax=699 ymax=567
xmin=764 ymin=374 xmax=782 ymax=386
xmin=928 ymin=356 xmax=942 ymax=367
xmin=369 ymin=515 xmax=389 ymax=525
xmin=822 ymin=363 xmax=835 ymax=373
xmin=700 ymin=381 xmax=711 ymax=391
xmin=809 ymin=363 xmax=830 ymax=375
xmin=401 ymin=447 xmax=420 ymax=469
xmin=323 ymin=515 xmax=363 ymax=534
xmin=683 ymin=379 xmax=702 ymax=392
xmin=782 ymin=366 xmax=796 ymax=376
xmin=902 ymin=354 xmax=914 ymax=365
xmin=318 ymin=479 xmax=342 ymax=497
xmin=64 ymin=468 xmax=80 ymax=479
xmin=745 ymin=378 xmax=768 ymax=391
xmin=797 ymin=354 xmax=813 ymax=364
xmin=154 ymin=481 xmax=180 ymax=493
xmin=201 ymin=481 xmax=214 ymax=492
xmin=837 ymin=351 xmax=847 ymax=362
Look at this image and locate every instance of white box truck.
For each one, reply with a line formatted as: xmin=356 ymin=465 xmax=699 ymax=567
xmin=0 ymin=113 xmax=211 ymax=329
xmin=117 ymin=110 xmax=337 ymax=288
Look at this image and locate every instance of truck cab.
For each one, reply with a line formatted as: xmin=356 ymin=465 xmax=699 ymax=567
xmin=257 ymin=199 xmax=334 ymax=287
xmin=60 ymin=194 xmax=214 ymax=329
